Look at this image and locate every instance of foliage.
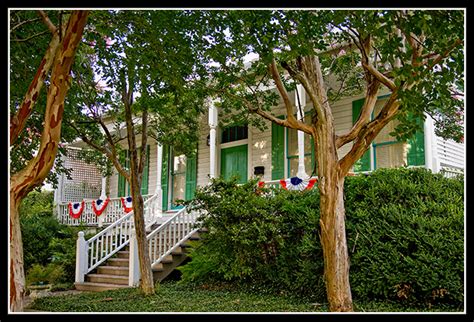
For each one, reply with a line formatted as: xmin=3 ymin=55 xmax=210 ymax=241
xmin=25 ymin=264 xmax=64 ymax=286
xmin=180 ymin=177 xmax=325 ymax=300
xmin=344 ymin=168 xmax=464 ymax=308
xmin=20 ymin=190 xmax=91 ymax=287
xmin=179 ymin=168 xmax=464 ymax=308
xmin=28 ymin=280 xmax=461 ymax=312
xmin=20 ymin=191 xmax=60 ymax=270
xmin=191 ymin=10 xmax=464 ymax=142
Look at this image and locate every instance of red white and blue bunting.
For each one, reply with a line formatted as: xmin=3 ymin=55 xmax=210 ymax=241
xmin=279 ymin=176 xmax=318 ymax=191
xmin=68 ymin=200 xmax=85 ymax=219
xmin=92 ymin=197 xmax=110 ymax=216
xmin=121 ymin=196 xmax=133 ymax=213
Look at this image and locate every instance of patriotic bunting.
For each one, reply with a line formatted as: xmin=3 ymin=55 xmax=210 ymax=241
xmin=92 ymin=197 xmax=110 ymax=216
xmin=279 ymin=176 xmax=318 ymax=191
xmin=68 ymin=200 xmax=85 ymax=219
xmin=121 ymin=196 xmax=133 ymax=213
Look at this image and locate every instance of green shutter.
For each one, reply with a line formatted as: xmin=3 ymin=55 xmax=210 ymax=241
xmin=117 ymin=150 xmax=127 ymax=197
xmin=271 ymin=121 xmax=285 ymax=179
xmin=140 ymin=145 xmax=150 ymax=195
xmin=352 ymin=99 xmax=371 ymax=172
xmin=185 ymin=154 xmax=197 ymax=201
xmin=161 ymin=145 xmax=169 ymax=211
xmin=407 ymin=118 xmax=425 ymax=166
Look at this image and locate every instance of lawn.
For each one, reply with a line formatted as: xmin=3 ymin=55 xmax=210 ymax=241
xmin=27 ymin=281 xmax=462 ymax=313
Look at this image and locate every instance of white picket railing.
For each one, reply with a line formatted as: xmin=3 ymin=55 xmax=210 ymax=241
xmin=146 ymin=207 xmax=202 ymax=269
xmin=58 ymin=194 xmax=153 ymax=226
xmin=75 ymin=194 xmax=159 ymax=283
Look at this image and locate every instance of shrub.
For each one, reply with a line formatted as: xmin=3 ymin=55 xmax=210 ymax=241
xmin=179 ymin=177 xmax=326 ymax=300
xmin=26 ymin=263 xmax=64 ymax=286
xmin=344 ymin=168 xmax=464 ymax=307
xmin=20 ymin=190 xmax=88 ymax=288
xmin=179 ymin=168 xmax=464 ymax=308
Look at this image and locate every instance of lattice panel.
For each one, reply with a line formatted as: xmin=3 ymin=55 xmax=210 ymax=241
xmin=62 ymin=148 xmax=102 ymax=202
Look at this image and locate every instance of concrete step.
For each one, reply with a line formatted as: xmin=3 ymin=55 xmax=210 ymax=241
xmin=75 ymin=282 xmax=129 ymax=292
xmin=97 ymin=266 xmax=129 ymax=276
xmin=107 ymin=258 xmax=129 ymax=267
xmin=86 ymin=273 xmax=129 ymax=285
xmin=116 ymin=251 xmax=129 ymax=259
xmin=171 ymin=246 xmax=184 ymax=256
xmin=161 ymin=254 xmax=174 ymax=264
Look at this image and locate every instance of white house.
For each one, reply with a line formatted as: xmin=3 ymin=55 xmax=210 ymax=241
xmin=55 ymin=87 xmax=464 ymax=291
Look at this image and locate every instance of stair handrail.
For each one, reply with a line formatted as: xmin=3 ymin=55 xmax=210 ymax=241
xmin=146 ymin=206 xmax=203 ymax=268
xmin=76 ymin=194 xmax=159 ymax=282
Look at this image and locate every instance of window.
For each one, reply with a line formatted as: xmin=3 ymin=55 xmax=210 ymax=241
xmin=161 ymin=145 xmax=197 ymax=210
xmin=372 ymin=100 xmax=406 ymax=169
xmin=351 ymin=96 xmax=425 ymax=172
xmin=221 ymin=125 xmax=248 ymax=143
xmin=271 ymin=114 xmax=315 ymax=179
xmin=117 ymin=146 xmax=150 ymax=197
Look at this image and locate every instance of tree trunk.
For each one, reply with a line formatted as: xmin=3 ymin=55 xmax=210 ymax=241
xmin=9 ymin=11 xmax=88 ymax=312
xmin=9 ymin=194 xmax=25 ymax=312
xmin=318 ymin=174 xmax=353 ymax=312
xmin=315 ymin=119 xmax=353 ymax=312
xmin=130 ymin=184 xmax=155 ymax=295
xmin=123 ymin=74 xmax=155 ymax=295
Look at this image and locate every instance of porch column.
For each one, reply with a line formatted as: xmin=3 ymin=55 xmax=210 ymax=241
xmin=155 ymin=143 xmax=163 ymax=210
xmin=96 ymin=176 xmax=107 ymax=227
xmin=296 ymin=84 xmax=308 ymax=179
xmin=424 ymin=113 xmax=438 ymax=173
xmin=100 ymin=177 xmax=107 ymax=199
xmin=208 ymin=102 xmax=218 ymax=179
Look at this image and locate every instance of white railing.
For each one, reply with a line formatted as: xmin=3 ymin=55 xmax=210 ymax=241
xmin=58 ymin=194 xmax=153 ymax=227
xmin=146 ymin=207 xmax=202 ymax=269
xmin=75 ymin=194 xmax=159 ymax=283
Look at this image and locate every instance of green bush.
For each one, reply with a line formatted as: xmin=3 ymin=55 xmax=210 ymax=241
xmin=344 ymin=168 xmax=464 ymax=307
xmin=26 ymin=263 xmax=64 ymax=286
xmin=179 ymin=168 xmax=464 ymax=308
xmin=179 ymin=177 xmax=325 ymax=300
xmin=20 ymin=190 xmax=87 ymax=288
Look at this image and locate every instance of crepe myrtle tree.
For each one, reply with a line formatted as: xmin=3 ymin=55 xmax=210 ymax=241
xmin=9 ymin=10 xmax=89 ymax=312
xmin=194 ymin=10 xmax=464 ymax=311
xmin=65 ymin=10 xmax=208 ymax=295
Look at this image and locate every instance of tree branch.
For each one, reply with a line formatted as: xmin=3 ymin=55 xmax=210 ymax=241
xmin=336 ymin=79 xmax=381 ymax=148
xmin=37 ymin=10 xmax=57 ymax=35
xmin=10 ymin=17 xmax=41 ymax=33
xmin=268 ymin=58 xmax=300 ymax=127
xmin=10 ymin=32 xmax=61 ymax=145
xmin=67 ymin=120 xmax=131 ymax=182
xmin=12 ymin=30 xmax=49 ymax=42
xmin=338 ymin=91 xmax=400 ymax=175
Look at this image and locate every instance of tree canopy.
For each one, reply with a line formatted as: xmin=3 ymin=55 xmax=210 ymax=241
xmin=190 ymin=10 xmax=464 ymax=142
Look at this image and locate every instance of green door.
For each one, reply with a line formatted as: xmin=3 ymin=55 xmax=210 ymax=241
xmin=221 ymin=144 xmax=248 ymax=183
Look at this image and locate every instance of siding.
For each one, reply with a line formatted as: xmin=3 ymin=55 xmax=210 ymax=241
xmin=250 ymin=119 xmax=273 ymax=182
xmin=436 ymin=136 xmax=464 ymax=170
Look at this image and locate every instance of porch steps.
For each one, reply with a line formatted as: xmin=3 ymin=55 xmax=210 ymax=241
xmin=74 ymin=230 xmax=204 ymax=292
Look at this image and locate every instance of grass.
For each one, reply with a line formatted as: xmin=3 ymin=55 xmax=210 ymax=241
xmin=28 ymin=280 xmax=462 ymax=313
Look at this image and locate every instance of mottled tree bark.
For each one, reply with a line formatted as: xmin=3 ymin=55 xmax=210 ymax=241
xmin=9 ymin=11 xmax=89 ymax=312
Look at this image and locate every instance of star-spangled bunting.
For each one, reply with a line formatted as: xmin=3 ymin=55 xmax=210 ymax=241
xmin=279 ymin=176 xmax=318 ymax=191
xmin=68 ymin=200 xmax=85 ymax=219
xmin=121 ymin=196 xmax=133 ymax=213
xmin=92 ymin=197 xmax=110 ymax=216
